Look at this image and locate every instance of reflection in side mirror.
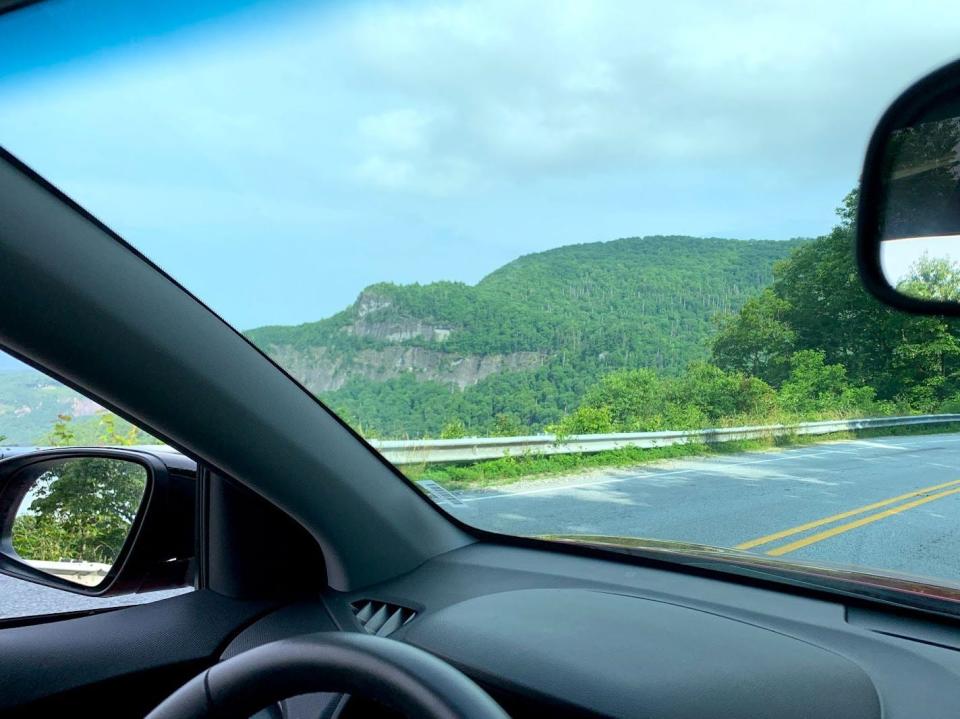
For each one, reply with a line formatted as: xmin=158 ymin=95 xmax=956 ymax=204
xmin=881 ymin=235 xmax=960 ymax=303
xmin=858 ymin=58 xmax=960 ymax=313
xmin=8 ymin=457 xmax=147 ymax=588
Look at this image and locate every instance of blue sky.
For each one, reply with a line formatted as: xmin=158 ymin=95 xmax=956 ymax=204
xmin=2 ymin=0 xmax=960 ymax=333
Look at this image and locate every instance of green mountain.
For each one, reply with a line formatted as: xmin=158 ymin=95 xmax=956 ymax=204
xmin=0 ymin=370 xmax=151 ymax=446
xmin=0 ymin=370 xmax=97 ymax=445
xmin=247 ymin=235 xmax=806 ymax=437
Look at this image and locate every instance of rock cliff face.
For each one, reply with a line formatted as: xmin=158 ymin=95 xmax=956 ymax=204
xmin=341 ymin=317 xmax=452 ymax=343
xmin=257 ymin=288 xmax=546 ymax=392
xmin=264 ymin=343 xmax=545 ymax=392
xmin=341 ymin=291 xmax=454 ymax=343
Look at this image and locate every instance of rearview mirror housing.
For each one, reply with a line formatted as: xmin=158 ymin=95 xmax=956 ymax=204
xmin=0 ymin=447 xmax=196 ymax=597
xmin=857 ymin=57 xmax=960 ymax=315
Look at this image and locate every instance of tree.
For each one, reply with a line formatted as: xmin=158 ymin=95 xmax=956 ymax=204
xmin=17 ymin=458 xmax=147 ymax=564
xmin=773 ymin=218 xmax=897 ymax=392
xmin=672 ymin=362 xmax=776 ymax=422
xmin=491 ymin=413 xmax=524 ymax=437
xmin=12 ymin=413 xmax=150 ymax=564
xmin=440 ymin=419 xmax=467 ymax=439
xmin=889 ymin=310 xmax=960 ymax=410
xmin=11 ymin=515 xmax=71 ymax=562
xmin=711 ymin=289 xmax=794 ymax=385
xmin=551 ymin=361 xmax=780 ymax=435
xmin=578 ymin=369 xmax=670 ymax=431
xmin=46 ymin=414 xmax=75 ymax=446
xmin=778 ymin=350 xmax=877 ymax=417
xmin=97 ymin=410 xmax=140 ymax=446
xmin=551 ymin=405 xmax=614 ymax=436
xmin=898 ymin=254 xmax=960 ymax=302
xmin=727 ymin=188 xmax=960 ymax=407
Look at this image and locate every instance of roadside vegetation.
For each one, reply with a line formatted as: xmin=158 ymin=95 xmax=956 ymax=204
xmin=409 ymin=422 xmax=960 ymax=492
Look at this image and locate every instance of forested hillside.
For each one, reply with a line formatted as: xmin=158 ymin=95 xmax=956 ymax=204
xmin=0 ymin=370 xmax=89 ymax=443
xmin=247 ymin=235 xmax=803 ymax=437
xmin=709 ymin=194 xmax=960 ymax=414
xmin=544 ymin=192 xmax=960 ymax=439
xmin=0 ymin=368 xmax=148 ymax=446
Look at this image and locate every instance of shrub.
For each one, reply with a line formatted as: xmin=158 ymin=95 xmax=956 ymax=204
xmin=440 ymin=419 xmax=468 ymax=439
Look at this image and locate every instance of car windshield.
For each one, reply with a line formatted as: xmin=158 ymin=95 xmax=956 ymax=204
xmin=4 ymin=0 xmax=960 ymax=598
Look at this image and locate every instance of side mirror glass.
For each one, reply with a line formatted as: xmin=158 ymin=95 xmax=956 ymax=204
xmin=2 ymin=457 xmax=148 ymax=588
xmin=857 ymin=58 xmax=960 ymax=313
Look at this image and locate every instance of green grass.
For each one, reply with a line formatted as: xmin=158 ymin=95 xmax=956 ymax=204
xmin=406 ymin=422 xmax=960 ymax=492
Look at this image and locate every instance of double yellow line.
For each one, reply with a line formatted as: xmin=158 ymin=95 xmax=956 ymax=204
xmin=735 ymin=478 xmax=960 ymax=556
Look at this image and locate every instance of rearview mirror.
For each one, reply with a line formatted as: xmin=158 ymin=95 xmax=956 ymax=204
xmin=857 ymin=57 xmax=960 ymax=313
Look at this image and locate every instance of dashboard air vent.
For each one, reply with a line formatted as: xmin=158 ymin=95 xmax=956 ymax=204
xmin=351 ymin=600 xmax=417 ymax=637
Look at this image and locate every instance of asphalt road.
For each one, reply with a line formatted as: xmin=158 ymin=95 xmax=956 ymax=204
xmin=5 ymin=432 xmax=960 ymax=620
xmin=446 ymin=432 xmax=960 ymax=585
xmin=0 ymin=575 xmax=191 ymax=619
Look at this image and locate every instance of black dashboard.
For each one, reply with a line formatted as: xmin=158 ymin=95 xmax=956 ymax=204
xmin=227 ymin=542 xmax=960 ymax=718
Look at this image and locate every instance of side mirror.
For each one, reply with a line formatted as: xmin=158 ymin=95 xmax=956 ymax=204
xmin=857 ymin=57 xmax=960 ymax=314
xmin=0 ymin=448 xmax=196 ymax=596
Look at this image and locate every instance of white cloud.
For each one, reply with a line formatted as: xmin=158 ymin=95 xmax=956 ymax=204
xmin=337 ymin=0 xmax=960 ymax=190
xmin=7 ymin=0 xmax=960 ymax=200
xmin=3 ymin=0 xmax=960 ymax=309
xmin=354 ymin=107 xmax=481 ymax=193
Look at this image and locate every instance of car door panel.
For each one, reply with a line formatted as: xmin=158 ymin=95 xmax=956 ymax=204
xmin=0 ymin=589 xmax=276 ymax=717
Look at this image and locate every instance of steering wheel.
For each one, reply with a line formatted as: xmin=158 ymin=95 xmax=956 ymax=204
xmin=146 ymin=631 xmax=509 ymax=719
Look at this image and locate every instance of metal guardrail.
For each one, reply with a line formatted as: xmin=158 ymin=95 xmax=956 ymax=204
xmin=373 ymin=414 xmax=960 ymax=465
xmin=24 ymin=559 xmax=109 ymax=586
xmin=4 ymin=415 xmax=959 ymax=469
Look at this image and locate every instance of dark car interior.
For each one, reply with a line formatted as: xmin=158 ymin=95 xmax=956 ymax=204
xmin=4 ymin=2 xmax=960 ymax=718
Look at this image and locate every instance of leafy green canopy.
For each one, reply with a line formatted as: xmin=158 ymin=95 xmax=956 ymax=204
xmin=550 ymin=351 xmax=885 ymax=437
xmin=249 ymin=235 xmax=802 ymax=372
xmin=551 ymin=363 xmax=775 ymax=435
xmin=710 ymin=191 xmax=960 ymax=411
xmin=12 ymin=458 xmax=146 ymax=565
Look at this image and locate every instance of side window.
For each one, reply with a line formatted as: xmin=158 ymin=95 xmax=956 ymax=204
xmin=0 ymin=349 xmax=192 ymax=621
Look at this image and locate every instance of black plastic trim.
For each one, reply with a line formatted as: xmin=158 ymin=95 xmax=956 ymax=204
xmin=856 ymin=55 xmax=960 ymax=316
xmin=0 ymin=0 xmax=44 ymax=17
